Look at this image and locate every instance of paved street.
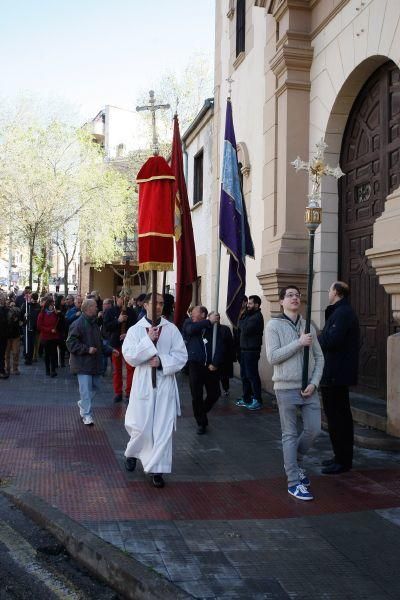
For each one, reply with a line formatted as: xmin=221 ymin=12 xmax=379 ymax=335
xmin=1 ymin=363 xmax=400 ymax=599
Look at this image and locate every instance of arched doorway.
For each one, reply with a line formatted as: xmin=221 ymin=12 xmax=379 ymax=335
xmin=339 ymin=61 xmax=400 ymax=399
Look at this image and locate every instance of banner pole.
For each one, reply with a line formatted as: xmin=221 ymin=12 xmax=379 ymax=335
xmin=212 ymin=236 xmax=222 ymax=359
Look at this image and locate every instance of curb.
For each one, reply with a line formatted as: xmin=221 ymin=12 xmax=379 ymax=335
xmin=1 ymin=485 xmax=192 ymax=600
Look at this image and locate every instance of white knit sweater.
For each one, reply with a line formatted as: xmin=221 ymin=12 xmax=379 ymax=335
xmin=265 ymin=315 xmax=324 ymax=390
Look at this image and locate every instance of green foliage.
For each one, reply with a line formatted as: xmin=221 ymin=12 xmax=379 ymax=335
xmin=0 ymin=115 xmax=135 ymax=275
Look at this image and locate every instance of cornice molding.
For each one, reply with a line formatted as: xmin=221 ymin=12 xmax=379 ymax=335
xmin=270 ymin=44 xmax=314 ymax=78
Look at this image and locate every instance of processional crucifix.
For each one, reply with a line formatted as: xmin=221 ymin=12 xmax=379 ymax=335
xmin=136 ymin=90 xmax=170 ymax=156
xmin=291 ymin=139 xmax=344 ymax=390
xmin=136 ymin=91 xmax=172 ymax=387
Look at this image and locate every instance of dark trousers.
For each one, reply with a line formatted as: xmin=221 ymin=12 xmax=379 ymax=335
xmin=57 ymin=339 xmax=67 ymax=366
xmin=188 ymin=362 xmax=221 ymax=426
xmin=25 ymin=331 xmax=36 ymax=363
xmin=43 ymin=340 xmax=58 ymax=374
xmin=321 ymin=385 xmax=353 ymax=468
xmin=240 ymin=350 xmax=262 ymax=403
xmin=0 ymin=337 xmax=7 ymax=373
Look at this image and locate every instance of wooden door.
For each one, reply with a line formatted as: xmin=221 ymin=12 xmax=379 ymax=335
xmin=339 ymin=61 xmax=400 ymax=398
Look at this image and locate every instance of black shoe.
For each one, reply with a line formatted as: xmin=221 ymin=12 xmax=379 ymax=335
xmin=24 ymin=360 xmax=32 ymax=366
xmin=197 ymin=425 xmax=207 ymax=435
xmin=124 ymin=457 xmax=137 ymax=472
xmin=113 ymin=394 xmax=123 ymax=403
xmin=321 ymin=457 xmax=336 ymax=467
xmin=152 ymin=474 xmax=165 ymax=488
xmin=46 ymin=371 xmax=51 ymax=377
xmin=322 ymin=462 xmax=351 ymax=475
xmin=51 ymin=372 xmax=57 ymax=378
xmin=0 ymin=372 xmax=9 ymax=379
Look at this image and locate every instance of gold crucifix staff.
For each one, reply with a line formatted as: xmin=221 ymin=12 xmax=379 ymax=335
xmin=136 ymin=90 xmax=170 ymax=156
xmin=291 ymin=139 xmax=344 ymax=391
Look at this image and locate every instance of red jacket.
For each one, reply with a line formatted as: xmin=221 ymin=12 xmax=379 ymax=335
xmin=37 ymin=310 xmax=60 ymax=341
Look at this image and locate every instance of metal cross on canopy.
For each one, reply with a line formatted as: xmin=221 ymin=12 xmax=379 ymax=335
xmin=291 ymin=139 xmax=344 ymax=208
xmin=136 ymin=90 xmax=170 ymax=156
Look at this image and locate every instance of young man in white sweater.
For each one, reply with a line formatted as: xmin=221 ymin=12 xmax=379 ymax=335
xmin=265 ymin=286 xmax=324 ymax=501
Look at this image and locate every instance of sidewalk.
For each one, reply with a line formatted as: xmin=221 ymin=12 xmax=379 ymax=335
xmin=1 ymin=362 xmax=400 ymax=599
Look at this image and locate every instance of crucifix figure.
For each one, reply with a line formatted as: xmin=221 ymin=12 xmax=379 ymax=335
xmin=136 ymin=90 xmax=170 ymax=156
xmin=291 ymin=139 xmax=344 ymax=207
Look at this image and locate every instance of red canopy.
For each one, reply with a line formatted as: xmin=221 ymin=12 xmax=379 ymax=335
xmin=136 ymin=156 xmax=175 ymax=271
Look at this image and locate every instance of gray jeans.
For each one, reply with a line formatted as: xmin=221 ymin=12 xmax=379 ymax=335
xmin=275 ymin=389 xmax=321 ymax=487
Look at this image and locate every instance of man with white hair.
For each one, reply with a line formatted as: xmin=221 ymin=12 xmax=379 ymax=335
xmin=122 ymin=293 xmax=188 ymax=488
xmin=67 ymin=299 xmax=118 ymax=425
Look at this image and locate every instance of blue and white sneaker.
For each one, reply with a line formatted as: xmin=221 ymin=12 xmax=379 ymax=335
xmin=235 ymin=398 xmax=247 ymax=407
xmin=298 ymin=468 xmax=311 ymax=487
xmin=288 ymin=483 xmax=314 ymax=501
xmin=246 ymin=398 xmax=262 ymax=411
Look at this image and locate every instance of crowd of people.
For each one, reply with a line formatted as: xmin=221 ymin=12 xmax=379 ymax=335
xmin=0 ymin=280 xmax=359 ymax=500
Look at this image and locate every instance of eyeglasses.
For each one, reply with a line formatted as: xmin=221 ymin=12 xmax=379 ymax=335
xmin=284 ymin=293 xmax=301 ymax=299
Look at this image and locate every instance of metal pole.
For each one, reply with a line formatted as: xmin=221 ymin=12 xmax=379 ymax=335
xmin=302 ymin=226 xmax=316 ymax=390
xmin=151 ymin=270 xmax=157 ymax=388
xmin=212 ymin=240 xmax=222 ymax=359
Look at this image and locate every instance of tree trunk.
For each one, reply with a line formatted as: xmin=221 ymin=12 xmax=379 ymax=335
xmin=29 ymin=244 xmax=34 ymax=288
xmin=64 ymin=255 xmax=69 ymax=296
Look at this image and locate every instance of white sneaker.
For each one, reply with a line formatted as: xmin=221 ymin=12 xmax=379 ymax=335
xmin=82 ymin=415 xmax=94 ymax=426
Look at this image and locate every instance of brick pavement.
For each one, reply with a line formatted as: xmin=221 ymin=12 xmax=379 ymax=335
xmin=0 ymin=362 xmax=400 ymax=599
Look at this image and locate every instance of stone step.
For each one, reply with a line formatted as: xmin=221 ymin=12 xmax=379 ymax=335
xmin=350 ymin=392 xmax=387 ymax=433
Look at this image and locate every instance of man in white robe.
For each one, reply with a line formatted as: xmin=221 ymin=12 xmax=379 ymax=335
xmin=122 ymin=293 xmax=188 ymax=488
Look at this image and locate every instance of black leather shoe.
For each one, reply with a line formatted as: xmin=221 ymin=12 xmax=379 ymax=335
xmin=321 ymin=457 xmax=336 ymax=467
xmin=322 ymin=463 xmax=351 ymax=475
xmin=113 ymin=394 xmax=123 ymax=403
xmin=152 ymin=474 xmax=165 ymax=488
xmin=124 ymin=457 xmax=137 ymax=472
xmin=197 ymin=425 xmax=207 ymax=435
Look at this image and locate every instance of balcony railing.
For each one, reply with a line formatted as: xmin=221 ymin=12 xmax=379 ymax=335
xmin=113 ymin=237 xmax=138 ymax=265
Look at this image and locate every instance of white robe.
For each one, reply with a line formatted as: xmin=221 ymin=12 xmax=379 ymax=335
xmin=122 ymin=317 xmax=188 ymax=474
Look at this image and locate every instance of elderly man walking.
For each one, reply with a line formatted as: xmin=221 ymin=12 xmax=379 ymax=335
xmin=67 ymin=299 xmax=117 ymax=425
xmin=122 ymin=293 xmax=188 ymax=488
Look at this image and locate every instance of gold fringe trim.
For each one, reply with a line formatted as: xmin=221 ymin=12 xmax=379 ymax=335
xmin=139 ymin=261 xmax=173 ymax=271
xmin=136 ymin=175 xmax=175 ymax=183
xmin=138 ymin=232 xmax=174 ymax=238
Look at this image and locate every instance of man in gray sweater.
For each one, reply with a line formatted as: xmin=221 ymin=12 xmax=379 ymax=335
xmin=265 ymin=286 xmax=324 ymax=501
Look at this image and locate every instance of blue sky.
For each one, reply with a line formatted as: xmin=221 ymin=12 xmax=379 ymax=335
xmin=0 ymin=0 xmax=215 ymax=120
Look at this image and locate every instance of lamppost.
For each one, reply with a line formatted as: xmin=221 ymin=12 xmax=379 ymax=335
xmin=291 ymin=139 xmax=344 ymax=390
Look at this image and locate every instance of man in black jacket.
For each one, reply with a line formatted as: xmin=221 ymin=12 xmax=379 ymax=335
xmin=318 ymin=281 xmax=360 ymax=474
xmin=182 ymin=306 xmax=223 ymax=434
xmin=236 ymin=295 xmax=264 ymax=410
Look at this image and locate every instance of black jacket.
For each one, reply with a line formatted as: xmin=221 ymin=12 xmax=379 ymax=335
xmin=219 ymin=324 xmax=236 ymax=377
xmin=182 ymin=319 xmax=224 ymax=367
xmin=7 ymin=307 xmax=21 ymax=339
xmin=239 ymin=309 xmax=264 ymax=352
xmin=318 ymin=298 xmax=360 ymax=387
xmin=102 ymin=306 xmax=137 ymax=349
xmin=0 ymin=306 xmax=9 ymax=340
xmin=66 ymin=314 xmax=109 ymax=375
xmin=21 ymin=301 xmax=40 ymax=332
